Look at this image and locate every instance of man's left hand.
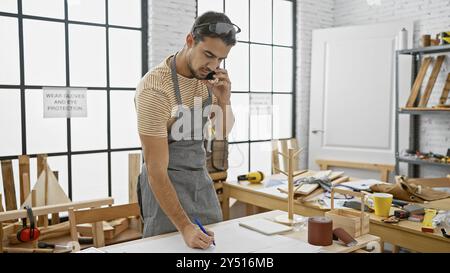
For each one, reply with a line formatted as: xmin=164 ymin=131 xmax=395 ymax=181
xmin=202 ymin=68 xmax=231 ymax=104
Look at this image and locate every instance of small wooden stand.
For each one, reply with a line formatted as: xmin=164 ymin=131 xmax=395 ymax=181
xmin=273 ymin=148 xmax=305 ymax=226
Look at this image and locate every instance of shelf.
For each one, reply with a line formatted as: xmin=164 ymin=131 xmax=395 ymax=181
xmin=398 ymin=44 xmax=450 ymax=55
xmin=399 ymin=107 xmax=450 ymax=115
xmin=398 ymin=156 xmax=450 ymax=168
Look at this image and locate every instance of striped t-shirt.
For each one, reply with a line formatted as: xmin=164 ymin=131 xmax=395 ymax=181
xmin=135 ymin=54 xmax=217 ymax=137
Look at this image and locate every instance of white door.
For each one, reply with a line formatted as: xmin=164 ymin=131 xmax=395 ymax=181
xmin=308 ymin=21 xmax=413 ymax=179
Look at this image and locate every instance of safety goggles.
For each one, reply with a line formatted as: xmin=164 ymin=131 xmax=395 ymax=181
xmin=192 ymin=22 xmax=241 ymax=35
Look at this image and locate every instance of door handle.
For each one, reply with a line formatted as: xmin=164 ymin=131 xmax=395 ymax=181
xmin=311 ymin=130 xmax=324 ymax=134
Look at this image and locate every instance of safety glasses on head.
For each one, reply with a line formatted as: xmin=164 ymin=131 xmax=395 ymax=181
xmin=192 ymin=22 xmax=241 ymax=35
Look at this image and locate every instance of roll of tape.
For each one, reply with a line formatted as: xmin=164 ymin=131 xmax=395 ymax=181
xmin=308 ymin=216 xmax=333 ymax=246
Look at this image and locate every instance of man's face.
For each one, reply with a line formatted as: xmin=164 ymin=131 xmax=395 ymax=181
xmin=186 ymin=35 xmax=233 ymax=80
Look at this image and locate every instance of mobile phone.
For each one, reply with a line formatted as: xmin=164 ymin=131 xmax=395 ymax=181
xmin=205 ymin=71 xmax=216 ymax=80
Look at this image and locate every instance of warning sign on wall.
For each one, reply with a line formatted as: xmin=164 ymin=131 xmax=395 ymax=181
xmin=43 ymin=87 xmax=87 ymax=118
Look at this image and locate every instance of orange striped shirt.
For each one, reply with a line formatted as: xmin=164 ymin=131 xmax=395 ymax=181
xmin=135 ymin=54 xmax=217 ymax=137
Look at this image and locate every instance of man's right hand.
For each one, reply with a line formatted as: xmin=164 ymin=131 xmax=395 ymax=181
xmin=181 ymin=224 xmax=215 ymax=249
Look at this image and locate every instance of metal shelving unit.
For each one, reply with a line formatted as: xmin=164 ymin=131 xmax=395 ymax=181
xmin=395 ymin=44 xmax=450 ymax=177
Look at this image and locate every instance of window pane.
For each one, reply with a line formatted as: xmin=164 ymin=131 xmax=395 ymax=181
xmin=225 ymin=0 xmax=248 ymax=41
xmin=108 ymin=0 xmax=141 ymax=27
xmin=23 ymin=20 xmax=66 ymax=86
xmin=250 ymin=0 xmax=271 ymax=44
xmin=69 ymin=24 xmax=106 ymax=87
xmin=71 ymin=90 xmax=107 ymax=151
xmin=227 ymin=143 xmax=249 ymax=182
xmin=111 ymin=91 xmax=140 ymax=148
xmin=111 ymin=151 xmax=141 ymax=205
xmin=250 ymin=44 xmax=271 ymax=92
xmin=26 ymin=89 xmax=67 ymax=154
xmin=68 ymin=0 xmax=105 ymax=24
xmin=229 ymin=93 xmax=249 ymax=142
xmin=0 ymin=90 xmax=21 ymax=156
xmin=273 ymin=94 xmax=292 ymax=139
xmin=22 ymin=0 xmax=64 ymax=19
xmin=0 ymin=0 xmax=17 ymax=13
xmin=250 ymin=141 xmax=272 ymax=176
xmin=71 ymin=153 xmax=108 ymax=201
xmin=109 ymin=29 xmax=141 ymax=88
xmin=29 ymin=156 xmax=69 ymax=198
xmin=250 ymin=94 xmax=272 ymax=140
xmin=273 ymin=47 xmax=293 ymax=92
xmin=197 ymin=0 xmax=223 ymax=15
xmin=273 ymin=0 xmax=293 ymax=46
xmin=226 ymin=42 xmax=248 ymax=91
xmin=0 ymin=17 xmax=20 ymax=85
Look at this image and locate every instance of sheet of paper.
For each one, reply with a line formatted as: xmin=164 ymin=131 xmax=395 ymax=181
xmin=340 ymin=179 xmax=385 ymax=191
xmin=254 ymin=239 xmax=322 ymax=253
xmin=104 ymin=222 xmax=299 ymax=253
xmin=77 ymin=247 xmax=106 ymax=253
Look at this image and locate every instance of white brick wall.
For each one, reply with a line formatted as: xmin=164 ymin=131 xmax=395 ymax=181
xmin=333 ymin=0 xmax=450 ymax=177
xmin=147 ymin=0 xmax=196 ymax=68
xmin=296 ymin=0 xmax=335 ymax=169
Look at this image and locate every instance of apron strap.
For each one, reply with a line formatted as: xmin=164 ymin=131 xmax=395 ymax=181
xmin=170 ymin=53 xmax=183 ymax=106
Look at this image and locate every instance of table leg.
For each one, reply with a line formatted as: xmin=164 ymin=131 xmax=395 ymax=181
xmin=222 ymin=186 xmax=230 ymax=220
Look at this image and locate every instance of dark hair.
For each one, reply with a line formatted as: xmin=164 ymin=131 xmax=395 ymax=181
xmin=191 ymin=11 xmax=237 ymax=46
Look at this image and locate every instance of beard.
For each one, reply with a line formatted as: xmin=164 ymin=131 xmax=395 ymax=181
xmin=187 ymin=53 xmax=207 ymax=80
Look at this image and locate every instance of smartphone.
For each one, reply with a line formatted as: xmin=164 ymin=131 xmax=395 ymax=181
xmin=205 ymin=71 xmax=216 ymax=80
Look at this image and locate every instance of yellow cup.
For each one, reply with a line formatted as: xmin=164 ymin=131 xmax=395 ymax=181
xmin=365 ymin=193 xmax=393 ymax=217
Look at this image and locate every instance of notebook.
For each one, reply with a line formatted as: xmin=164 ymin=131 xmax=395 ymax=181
xmin=239 ymin=218 xmax=293 ymax=235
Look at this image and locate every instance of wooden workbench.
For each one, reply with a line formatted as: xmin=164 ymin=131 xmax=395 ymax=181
xmin=221 ymin=180 xmax=450 ymax=253
xmin=99 ymin=210 xmax=380 ymax=253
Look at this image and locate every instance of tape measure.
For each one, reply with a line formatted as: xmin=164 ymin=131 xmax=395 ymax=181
xmin=421 ymin=209 xmax=437 ymax=233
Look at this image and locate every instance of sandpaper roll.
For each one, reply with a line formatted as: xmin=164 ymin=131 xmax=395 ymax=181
xmin=308 ymin=216 xmax=333 ymax=246
xmin=333 ymin=228 xmax=357 ymax=247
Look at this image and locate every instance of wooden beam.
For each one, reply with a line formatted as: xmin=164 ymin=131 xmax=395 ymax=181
xmin=419 ymin=55 xmax=446 ymax=107
xmin=128 ymin=153 xmax=141 ymax=203
xmin=0 ymin=197 xmax=114 ymax=222
xmin=51 ymin=171 xmax=60 ymax=225
xmin=1 ymin=160 xmax=17 ymax=211
xmin=406 ymin=57 xmax=433 ymax=107
xmin=18 ymin=155 xmax=30 ymax=205
xmin=438 ymin=73 xmax=450 ymax=106
xmin=37 ymin=154 xmax=47 ymax=180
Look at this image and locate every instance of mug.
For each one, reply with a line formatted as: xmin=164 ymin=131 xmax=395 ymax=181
xmin=365 ymin=193 xmax=393 ymax=217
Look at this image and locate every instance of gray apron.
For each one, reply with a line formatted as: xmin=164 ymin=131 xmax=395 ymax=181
xmin=137 ymin=53 xmax=223 ymax=237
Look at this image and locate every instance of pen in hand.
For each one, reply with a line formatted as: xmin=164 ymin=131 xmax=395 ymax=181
xmin=194 ymin=218 xmax=216 ymax=246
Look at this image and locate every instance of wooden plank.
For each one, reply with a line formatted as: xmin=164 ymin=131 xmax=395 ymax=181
xmin=37 ymin=154 xmax=47 ymax=180
xmin=438 ymin=73 xmax=450 ymax=105
xmin=271 ymin=140 xmax=280 ymax=174
xmin=406 ymin=57 xmax=433 ymax=107
xmin=419 ymin=55 xmax=446 ymax=107
xmin=18 ymin=155 xmax=30 ymax=205
xmin=0 ymin=193 xmax=4 ymax=212
xmin=73 ymin=203 xmax=141 ymax=225
xmin=0 ymin=197 xmax=114 ymax=222
xmin=128 ymin=153 xmax=141 ymax=203
xmin=1 ymin=160 xmax=17 ymax=211
xmin=280 ymin=140 xmax=288 ymax=173
xmin=51 ymin=171 xmax=60 ymax=225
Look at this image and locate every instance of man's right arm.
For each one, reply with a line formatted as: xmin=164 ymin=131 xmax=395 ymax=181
xmin=139 ymin=134 xmax=214 ymax=249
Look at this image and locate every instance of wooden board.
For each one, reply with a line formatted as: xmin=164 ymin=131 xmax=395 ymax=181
xmin=438 ymin=73 xmax=450 ymax=106
xmin=406 ymin=57 xmax=433 ymax=107
xmin=21 ymin=165 xmax=71 ymax=207
xmin=419 ymin=55 xmax=446 ymax=107
xmin=18 ymin=156 xmax=30 ymax=205
xmin=128 ymin=153 xmax=141 ymax=203
xmin=1 ymin=160 xmax=17 ymax=211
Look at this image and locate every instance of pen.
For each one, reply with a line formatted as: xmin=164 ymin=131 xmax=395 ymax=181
xmin=194 ymin=218 xmax=215 ymax=246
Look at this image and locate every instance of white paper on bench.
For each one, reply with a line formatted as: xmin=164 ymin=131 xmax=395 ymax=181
xmin=104 ymin=222 xmax=316 ymax=253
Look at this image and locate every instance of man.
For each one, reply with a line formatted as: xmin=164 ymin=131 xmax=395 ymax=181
xmin=135 ymin=11 xmax=238 ymax=249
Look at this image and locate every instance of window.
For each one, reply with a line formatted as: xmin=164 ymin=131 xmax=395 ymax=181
xmin=0 ymin=0 xmax=148 ymax=203
xmin=197 ymin=0 xmax=296 ymax=179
